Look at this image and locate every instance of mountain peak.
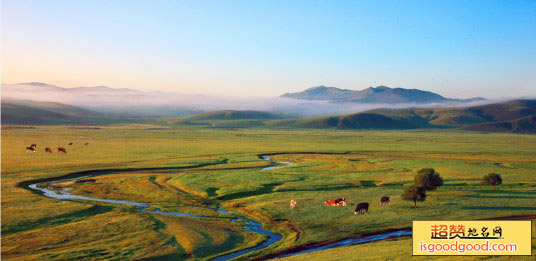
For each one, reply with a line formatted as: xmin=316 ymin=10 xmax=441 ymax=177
xmin=281 ymin=86 xmax=353 ymax=100
xmin=304 ymin=85 xmax=351 ymax=91
xmin=17 ymin=82 xmax=63 ymax=88
xmin=372 ymin=86 xmax=391 ymax=90
xmin=305 ymin=85 xmax=329 ymax=90
xmin=27 ymin=82 xmax=54 ymax=86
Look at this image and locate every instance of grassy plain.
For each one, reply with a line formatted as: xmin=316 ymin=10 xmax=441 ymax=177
xmin=2 ymin=125 xmax=536 ymax=260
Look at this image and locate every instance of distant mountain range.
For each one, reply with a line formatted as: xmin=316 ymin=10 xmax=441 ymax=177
xmin=5 ymin=82 xmax=491 ymax=119
xmin=4 ymin=82 xmax=534 ymax=134
xmin=281 ymin=85 xmax=485 ymax=104
xmin=2 ymin=93 xmax=535 ymax=133
xmin=1 ymin=82 xmax=202 ymax=118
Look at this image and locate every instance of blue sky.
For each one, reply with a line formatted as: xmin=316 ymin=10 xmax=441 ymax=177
xmin=2 ymin=0 xmax=535 ymax=98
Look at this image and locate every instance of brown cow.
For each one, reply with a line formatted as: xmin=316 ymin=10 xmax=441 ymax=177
xmin=26 ymin=146 xmax=35 ymax=152
xmin=45 ymin=148 xmax=53 ymax=153
xmin=84 ymin=142 xmax=89 ymax=146
xmin=58 ymin=147 xmax=67 ymax=154
xmin=324 ymin=199 xmax=337 ymax=206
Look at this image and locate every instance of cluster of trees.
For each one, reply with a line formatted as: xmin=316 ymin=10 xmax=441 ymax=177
xmin=401 ymin=169 xmax=503 ymax=208
xmin=401 ymin=168 xmax=443 ymax=208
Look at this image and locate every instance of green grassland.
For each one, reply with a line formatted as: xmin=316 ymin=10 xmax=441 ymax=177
xmin=2 ymin=125 xmax=536 ymax=260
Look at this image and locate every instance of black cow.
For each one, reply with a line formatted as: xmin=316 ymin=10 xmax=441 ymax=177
xmin=354 ymin=202 xmax=369 ymax=214
xmin=380 ymin=196 xmax=390 ymax=206
xmin=68 ymin=142 xmax=73 ymax=145
xmin=30 ymin=144 xmax=37 ymax=148
xmin=26 ymin=146 xmax=35 ymax=152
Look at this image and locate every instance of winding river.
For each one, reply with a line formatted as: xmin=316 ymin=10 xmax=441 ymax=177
xmin=25 ymin=154 xmax=413 ymax=260
xmin=27 ymin=156 xmax=290 ymax=260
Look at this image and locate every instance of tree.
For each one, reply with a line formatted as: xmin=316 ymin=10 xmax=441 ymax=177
xmin=482 ymin=173 xmax=502 ymax=190
xmin=415 ymin=168 xmax=443 ymax=191
xmin=401 ymin=185 xmax=426 ymax=208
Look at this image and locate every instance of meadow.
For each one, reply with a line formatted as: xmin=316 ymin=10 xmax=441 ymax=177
xmin=2 ymin=125 xmax=536 ymax=260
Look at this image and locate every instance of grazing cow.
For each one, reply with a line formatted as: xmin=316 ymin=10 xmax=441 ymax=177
xmin=45 ymin=148 xmax=53 ymax=153
xmin=26 ymin=146 xmax=35 ymax=152
xmin=380 ymin=196 xmax=390 ymax=206
xmin=325 ymin=198 xmax=346 ymax=207
xmin=68 ymin=142 xmax=73 ymax=145
xmin=335 ymin=197 xmax=347 ymax=207
xmin=324 ymin=199 xmax=337 ymax=206
xmin=290 ymin=199 xmax=297 ymax=209
xmin=58 ymin=147 xmax=67 ymax=154
xmin=84 ymin=142 xmax=89 ymax=146
xmin=354 ymin=202 xmax=369 ymax=214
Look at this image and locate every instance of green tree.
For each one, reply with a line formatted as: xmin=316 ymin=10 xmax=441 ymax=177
xmin=401 ymin=185 xmax=426 ymax=208
xmin=415 ymin=168 xmax=443 ymax=191
xmin=482 ymin=173 xmax=502 ymax=190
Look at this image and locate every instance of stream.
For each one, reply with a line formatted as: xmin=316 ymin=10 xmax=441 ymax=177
xmin=25 ymin=154 xmax=413 ymax=260
xmin=260 ymin=155 xmax=294 ymax=171
xmin=27 ymin=155 xmax=290 ymax=260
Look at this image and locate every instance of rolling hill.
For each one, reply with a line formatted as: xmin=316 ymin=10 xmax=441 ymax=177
xmin=460 ymin=115 xmax=536 ymax=133
xmin=368 ymin=99 xmax=536 ymax=127
xmin=1 ymin=99 xmax=138 ymax=125
xmin=186 ymin=110 xmax=282 ymax=120
xmin=281 ymin=85 xmax=485 ymax=104
xmin=266 ymin=99 xmax=536 ymax=132
xmin=266 ymin=113 xmax=420 ymax=130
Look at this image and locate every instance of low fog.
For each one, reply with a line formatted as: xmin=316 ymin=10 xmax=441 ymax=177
xmin=1 ymin=83 xmax=509 ymax=118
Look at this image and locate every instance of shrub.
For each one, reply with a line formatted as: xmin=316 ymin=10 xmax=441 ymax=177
xmin=482 ymin=173 xmax=502 ymax=190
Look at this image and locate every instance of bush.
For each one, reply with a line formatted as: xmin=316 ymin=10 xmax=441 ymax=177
xmin=481 ymin=173 xmax=502 ymax=190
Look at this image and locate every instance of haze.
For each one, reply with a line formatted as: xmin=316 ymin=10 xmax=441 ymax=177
xmin=2 ymin=0 xmax=536 ymax=99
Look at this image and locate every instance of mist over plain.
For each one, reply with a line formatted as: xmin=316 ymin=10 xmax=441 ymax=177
xmin=1 ymin=83 xmax=508 ymax=118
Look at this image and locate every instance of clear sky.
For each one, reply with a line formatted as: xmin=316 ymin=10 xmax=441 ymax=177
xmin=2 ymin=0 xmax=535 ymax=98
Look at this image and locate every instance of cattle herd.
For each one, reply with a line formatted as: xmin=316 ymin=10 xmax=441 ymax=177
xmin=293 ymin=196 xmax=390 ymax=216
xmin=24 ymin=142 xmax=90 ymax=154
